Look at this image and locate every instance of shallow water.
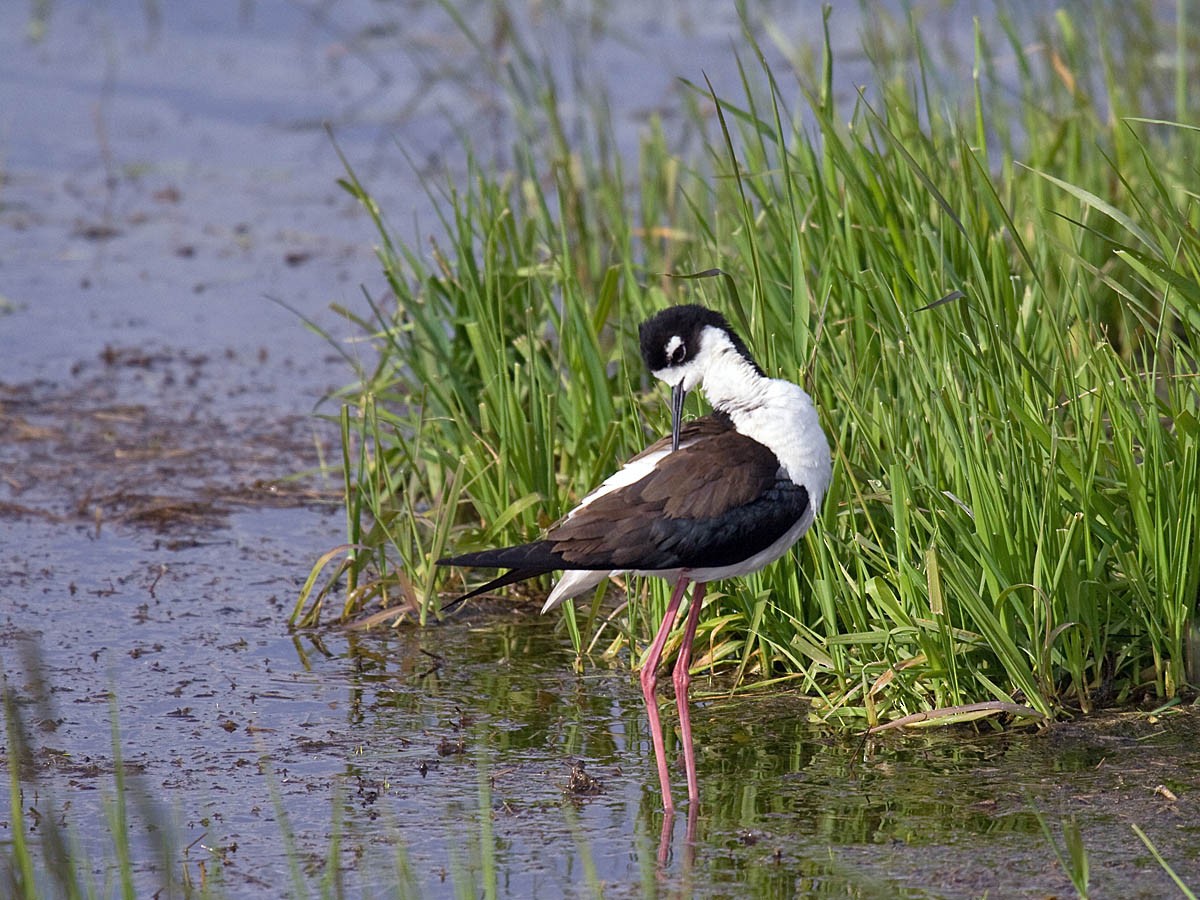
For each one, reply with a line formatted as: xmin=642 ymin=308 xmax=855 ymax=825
xmin=3 ymin=1 xmax=1199 ymax=897
xmin=9 ymin=607 xmax=1200 ymax=897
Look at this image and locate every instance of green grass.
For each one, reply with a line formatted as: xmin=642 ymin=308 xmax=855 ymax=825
xmin=298 ymin=2 xmax=1200 ymax=728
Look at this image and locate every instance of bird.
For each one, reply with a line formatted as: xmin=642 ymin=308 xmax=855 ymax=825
xmin=437 ymin=303 xmax=832 ymax=812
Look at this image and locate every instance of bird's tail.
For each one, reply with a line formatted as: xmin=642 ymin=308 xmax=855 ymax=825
xmin=436 ymin=541 xmax=565 ymax=611
xmin=439 ymin=566 xmax=553 ymax=610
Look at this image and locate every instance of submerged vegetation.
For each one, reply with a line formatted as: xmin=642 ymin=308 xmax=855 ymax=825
xmin=298 ymin=3 xmax=1200 ymax=729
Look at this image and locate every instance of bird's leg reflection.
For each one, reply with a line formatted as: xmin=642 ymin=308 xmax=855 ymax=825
xmin=655 ymin=804 xmax=699 ymax=869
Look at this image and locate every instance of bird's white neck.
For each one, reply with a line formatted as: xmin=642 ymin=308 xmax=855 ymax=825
xmin=696 ymin=335 xmax=832 ymax=501
xmin=694 ymin=339 xmax=771 ymax=416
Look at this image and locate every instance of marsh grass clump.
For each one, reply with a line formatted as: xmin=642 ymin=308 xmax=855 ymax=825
xmin=300 ymin=4 xmax=1200 ymax=728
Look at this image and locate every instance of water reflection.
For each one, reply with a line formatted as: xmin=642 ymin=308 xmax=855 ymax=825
xmin=293 ymin=619 xmax=1200 ymax=896
xmin=6 ymin=604 xmax=1199 ymax=896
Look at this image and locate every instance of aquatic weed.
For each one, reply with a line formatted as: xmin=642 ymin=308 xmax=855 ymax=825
xmin=303 ymin=2 xmax=1200 ymax=730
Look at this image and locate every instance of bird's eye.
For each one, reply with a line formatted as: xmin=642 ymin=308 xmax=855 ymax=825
xmin=669 ymin=342 xmax=687 ymax=365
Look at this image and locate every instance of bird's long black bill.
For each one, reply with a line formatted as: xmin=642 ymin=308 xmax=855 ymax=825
xmin=670 ymin=381 xmax=687 ymax=451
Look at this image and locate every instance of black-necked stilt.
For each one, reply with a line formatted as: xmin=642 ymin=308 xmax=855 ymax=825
xmin=438 ymin=304 xmax=832 ymax=812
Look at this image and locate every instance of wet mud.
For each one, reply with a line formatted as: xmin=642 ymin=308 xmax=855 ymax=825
xmin=1 ymin=347 xmax=331 ymax=535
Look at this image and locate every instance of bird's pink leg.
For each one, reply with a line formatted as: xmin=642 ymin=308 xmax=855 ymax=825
xmin=640 ymin=577 xmax=690 ymax=812
xmin=673 ymin=581 xmax=706 ymax=808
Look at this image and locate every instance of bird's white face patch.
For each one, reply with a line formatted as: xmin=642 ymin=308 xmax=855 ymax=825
xmin=652 ymin=364 xmax=684 ymax=386
xmin=651 ymin=335 xmax=688 ymax=386
xmin=664 ymin=334 xmax=685 ymax=364
xmin=651 ymin=327 xmax=718 ymax=390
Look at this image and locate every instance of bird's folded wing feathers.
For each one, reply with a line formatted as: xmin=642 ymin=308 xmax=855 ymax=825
xmin=438 ymin=414 xmax=810 ymax=583
xmin=547 ymin=416 xmax=809 ymax=570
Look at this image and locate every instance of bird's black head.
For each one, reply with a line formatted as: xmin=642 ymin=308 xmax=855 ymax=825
xmin=638 ymin=304 xmax=764 ymax=451
xmin=638 ymin=304 xmax=761 ymax=377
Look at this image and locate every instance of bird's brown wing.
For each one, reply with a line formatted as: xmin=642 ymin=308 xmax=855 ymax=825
xmin=438 ymin=414 xmax=810 ymax=588
xmin=546 ymin=414 xmax=809 ymax=570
